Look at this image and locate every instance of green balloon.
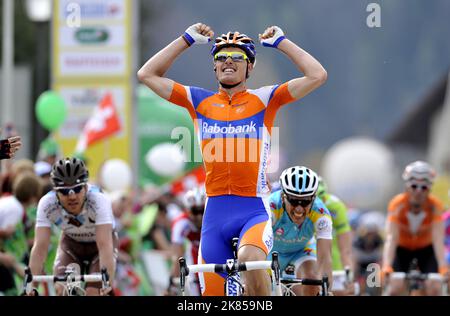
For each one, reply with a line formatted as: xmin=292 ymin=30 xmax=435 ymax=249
xmin=35 ymin=91 xmax=67 ymax=131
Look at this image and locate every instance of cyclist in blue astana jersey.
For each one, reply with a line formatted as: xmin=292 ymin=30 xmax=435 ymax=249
xmin=269 ymin=166 xmax=333 ymax=296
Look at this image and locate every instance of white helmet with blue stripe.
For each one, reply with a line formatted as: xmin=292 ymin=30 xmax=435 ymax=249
xmin=280 ymin=166 xmax=319 ymax=198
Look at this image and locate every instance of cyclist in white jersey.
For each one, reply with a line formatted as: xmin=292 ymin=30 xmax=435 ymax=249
xmin=28 ymin=157 xmax=117 ymax=296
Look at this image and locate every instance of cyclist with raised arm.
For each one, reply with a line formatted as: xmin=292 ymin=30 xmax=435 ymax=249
xmin=382 ymin=161 xmax=448 ymax=296
xmin=166 ymin=187 xmax=205 ymax=296
xmin=28 ymin=157 xmax=117 ymax=296
xmin=316 ymin=176 xmax=355 ymax=295
xmin=138 ymin=23 xmax=327 ymax=295
xmin=270 ymin=166 xmax=333 ymax=296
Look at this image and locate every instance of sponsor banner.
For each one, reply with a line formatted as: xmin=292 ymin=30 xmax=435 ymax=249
xmin=58 ymin=0 xmax=125 ymax=22
xmin=59 ymin=25 xmax=126 ymax=47
xmin=59 ymin=51 xmax=126 ymax=76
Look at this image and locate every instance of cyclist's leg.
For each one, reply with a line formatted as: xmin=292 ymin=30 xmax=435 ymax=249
xmin=417 ymin=245 xmax=441 ymax=296
xmin=86 ymin=232 xmax=119 ymax=296
xmin=238 ymin=245 xmax=271 ymax=295
xmin=238 ymin=197 xmax=273 ymax=296
xmin=53 ymin=234 xmax=81 ymax=296
xmin=388 ymin=246 xmax=409 ymax=296
xmin=295 ymin=239 xmax=319 ymax=296
xmin=199 ymin=196 xmax=238 ymax=296
xmin=199 ymin=195 xmax=272 ymax=296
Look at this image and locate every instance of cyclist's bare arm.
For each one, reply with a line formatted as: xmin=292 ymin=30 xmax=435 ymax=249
xmin=137 ymin=38 xmax=186 ymax=100
xmin=431 ymin=220 xmax=448 ymax=271
xmin=337 ymin=231 xmax=354 ymax=271
xmin=96 ymin=224 xmax=115 ymax=281
xmin=276 ymin=38 xmax=327 ymax=100
xmin=317 ymin=238 xmax=333 ymax=288
xmin=382 ymin=220 xmax=399 ymax=270
xmin=137 ymin=23 xmax=214 ymax=100
xmin=29 ymin=227 xmax=51 ymax=276
xmin=0 ymin=225 xmax=15 ymax=238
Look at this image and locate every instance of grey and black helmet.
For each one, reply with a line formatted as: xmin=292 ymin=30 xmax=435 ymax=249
xmin=51 ymin=157 xmax=89 ymax=188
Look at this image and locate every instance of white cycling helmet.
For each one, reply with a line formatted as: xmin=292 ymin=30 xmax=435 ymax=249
xmin=402 ymin=160 xmax=436 ymax=183
xmin=280 ymin=166 xmax=319 ymax=198
xmin=182 ymin=186 xmax=206 ymax=210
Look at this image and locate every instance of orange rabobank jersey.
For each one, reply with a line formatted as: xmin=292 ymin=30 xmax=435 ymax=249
xmin=169 ymin=82 xmax=295 ymax=197
xmin=387 ymin=193 xmax=445 ymax=250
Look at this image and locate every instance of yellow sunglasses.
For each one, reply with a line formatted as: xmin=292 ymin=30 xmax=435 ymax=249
xmin=214 ymin=51 xmax=248 ymax=62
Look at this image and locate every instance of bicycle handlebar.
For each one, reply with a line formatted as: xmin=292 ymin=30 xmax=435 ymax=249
xmin=281 ymin=275 xmax=330 ymax=296
xmin=180 ymin=253 xmax=279 ymax=276
xmin=281 ymin=278 xmax=324 ymax=286
xmin=185 ymin=260 xmax=273 ymax=275
xmin=178 ymin=252 xmax=282 ymax=296
xmin=390 ymin=272 xmax=446 ymax=282
xmin=22 ymin=266 xmax=110 ymax=295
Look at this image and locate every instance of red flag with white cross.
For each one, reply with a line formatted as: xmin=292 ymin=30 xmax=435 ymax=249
xmin=75 ymin=93 xmax=121 ymax=153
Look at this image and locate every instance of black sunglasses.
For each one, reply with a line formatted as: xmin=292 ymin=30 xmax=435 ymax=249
xmin=285 ymin=195 xmax=315 ymax=208
xmin=410 ymin=184 xmax=429 ymax=191
xmin=57 ymin=185 xmax=84 ymax=196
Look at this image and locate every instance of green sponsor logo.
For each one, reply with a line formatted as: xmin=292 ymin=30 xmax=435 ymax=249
xmin=75 ymin=27 xmax=109 ymax=44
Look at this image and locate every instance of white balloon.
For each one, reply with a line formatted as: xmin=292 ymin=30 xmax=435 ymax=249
xmin=321 ymin=137 xmax=395 ymax=210
xmin=100 ymin=159 xmax=132 ymax=192
xmin=145 ymin=143 xmax=186 ymax=177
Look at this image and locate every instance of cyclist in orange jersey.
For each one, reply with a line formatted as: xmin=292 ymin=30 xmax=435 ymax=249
xmin=382 ymin=161 xmax=448 ymax=295
xmin=138 ymin=23 xmax=327 ymax=296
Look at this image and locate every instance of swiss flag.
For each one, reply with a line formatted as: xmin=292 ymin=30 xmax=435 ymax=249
xmin=75 ymin=93 xmax=121 ymax=153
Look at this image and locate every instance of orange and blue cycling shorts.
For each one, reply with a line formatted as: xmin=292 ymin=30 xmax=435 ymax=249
xmin=198 ymin=195 xmax=273 ymax=296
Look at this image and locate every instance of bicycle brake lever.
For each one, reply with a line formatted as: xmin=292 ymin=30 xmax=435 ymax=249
xmin=322 ymin=275 xmax=329 ymax=296
xmin=101 ymin=267 xmax=110 ymax=289
xmin=179 ymin=257 xmax=188 ymax=293
xmin=22 ymin=267 xmax=33 ymax=295
xmin=271 ymin=252 xmax=281 ymax=284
